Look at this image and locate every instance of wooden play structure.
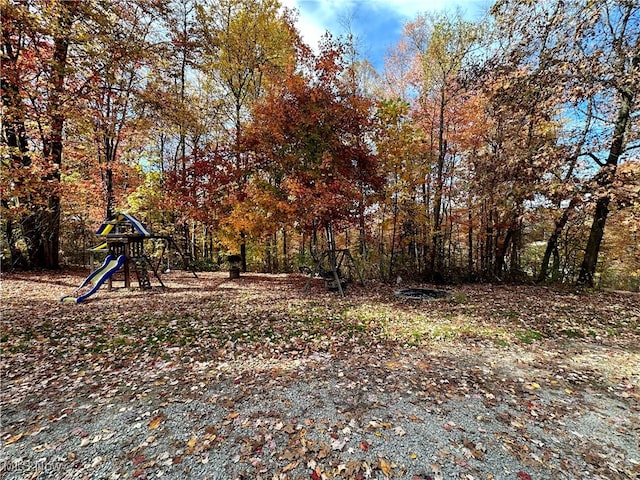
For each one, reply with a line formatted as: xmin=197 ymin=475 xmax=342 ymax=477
xmin=95 ymin=212 xmax=165 ymax=290
xmin=62 ymin=212 xmax=197 ymax=303
xmin=62 ymin=212 xmax=164 ymax=303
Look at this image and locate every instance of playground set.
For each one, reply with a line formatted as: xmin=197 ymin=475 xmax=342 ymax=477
xmin=61 ymin=212 xmax=183 ymax=304
xmin=61 ymin=213 xmax=364 ymax=302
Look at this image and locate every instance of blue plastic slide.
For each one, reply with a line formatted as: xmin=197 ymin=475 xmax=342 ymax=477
xmin=61 ymin=254 xmax=125 ymax=304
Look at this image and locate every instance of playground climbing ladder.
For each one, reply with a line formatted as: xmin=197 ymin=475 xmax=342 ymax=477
xmin=131 ymin=256 xmax=152 ymax=290
xmin=131 ymin=255 xmax=165 ymax=290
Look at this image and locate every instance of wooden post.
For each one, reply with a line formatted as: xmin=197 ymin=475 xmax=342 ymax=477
xmin=124 ymin=242 xmax=131 ymax=289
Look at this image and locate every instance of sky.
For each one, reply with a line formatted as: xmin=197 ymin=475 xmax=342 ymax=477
xmin=280 ymin=0 xmax=490 ymax=71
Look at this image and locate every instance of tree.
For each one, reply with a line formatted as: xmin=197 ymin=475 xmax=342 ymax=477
xmin=82 ymin=1 xmax=160 ymax=218
xmin=136 ymin=0 xmax=221 ymax=261
xmin=1 ymin=0 xmax=83 ymax=269
xmin=403 ymin=11 xmax=483 ymax=279
xmin=372 ymin=98 xmax=427 ymax=280
xmin=245 ymin=35 xmax=380 ymax=259
xmin=1 ymin=0 xmax=166 ymax=268
xmin=467 ymin=58 xmax=566 ymax=279
xmin=1 ymin=0 xmax=33 ymax=268
xmin=490 ymin=0 xmax=640 ymax=286
xmin=195 ymin=0 xmax=297 ymax=270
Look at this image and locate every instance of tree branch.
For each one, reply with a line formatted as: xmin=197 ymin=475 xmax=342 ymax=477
xmin=574 ymin=151 xmax=606 ymax=167
xmin=585 ymin=152 xmax=606 ymax=167
xmin=623 ymin=142 xmax=640 ymax=153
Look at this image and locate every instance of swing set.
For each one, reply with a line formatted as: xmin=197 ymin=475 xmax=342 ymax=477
xmin=302 ymin=223 xmax=364 ymax=297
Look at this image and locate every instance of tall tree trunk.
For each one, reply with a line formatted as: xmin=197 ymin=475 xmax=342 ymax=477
xmin=240 ymin=231 xmax=247 ymax=272
xmin=265 ymin=234 xmax=272 ymax=273
xmin=421 ymin=181 xmax=430 ymax=275
xmin=389 ymin=169 xmax=399 ymax=280
xmin=509 ymin=219 xmax=521 ymax=276
xmin=538 ymin=196 xmax=579 ymax=282
xmin=389 ymin=203 xmax=398 ymax=281
xmin=431 ymin=90 xmax=447 ymax=278
xmin=378 ymin=204 xmax=387 ymax=281
xmin=35 ymin=4 xmax=75 ymax=269
xmin=358 ymin=182 xmax=367 ymax=256
xmin=272 ymin=230 xmax=279 ymax=273
xmin=282 ymin=227 xmax=288 ymax=272
xmin=494 ymin=227 xmax=513 ymax=278
xmin=105 ymin=166 xmax=115 ymax=218
xmin=467 ymin=198 xmax=473 ymax=277
xmin=577 ymin=194 xmax=611 ymax=286
xmin=577 ymin=85 xmax=634 ymax=286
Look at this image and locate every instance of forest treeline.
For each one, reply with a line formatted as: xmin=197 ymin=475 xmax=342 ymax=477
xmin=1 ymin=0 xmax=639 ymax=290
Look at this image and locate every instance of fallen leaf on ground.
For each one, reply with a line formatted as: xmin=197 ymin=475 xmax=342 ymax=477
xmin=380 ymin=458 xmax=392 ymax=477
xmin=3 ymin=432 xmax=24 ymax=445
xmin=149 ymin=415 xmax=163 ymax=430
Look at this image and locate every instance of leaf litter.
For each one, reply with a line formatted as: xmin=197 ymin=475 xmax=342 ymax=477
xmin=1 ymin=271 xmax=639 ymax=479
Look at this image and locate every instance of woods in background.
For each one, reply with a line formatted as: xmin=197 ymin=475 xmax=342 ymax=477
xmin=1 ymin=0 xmax=639 ymax=290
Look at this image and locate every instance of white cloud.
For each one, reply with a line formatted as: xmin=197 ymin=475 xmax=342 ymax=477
xmin=280 ymin=0 xmax=334 ymax=49
xmin=280 ymin=0 xmax=487 ymax=67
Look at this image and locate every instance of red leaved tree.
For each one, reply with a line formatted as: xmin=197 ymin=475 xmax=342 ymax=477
xmin=244 ymin=35 xmax=381 ymax=256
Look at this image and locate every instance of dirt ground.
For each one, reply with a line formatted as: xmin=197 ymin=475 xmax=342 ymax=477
xmin=1 ymin=270 xmax=639 ymax=479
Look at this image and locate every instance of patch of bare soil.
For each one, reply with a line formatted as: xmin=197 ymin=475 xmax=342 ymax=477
xmin=1 ymin=271 xmax=639 ymax=479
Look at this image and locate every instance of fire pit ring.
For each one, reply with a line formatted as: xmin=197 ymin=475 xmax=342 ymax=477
xmin=395 ymin=288 xmax=450 ymax=300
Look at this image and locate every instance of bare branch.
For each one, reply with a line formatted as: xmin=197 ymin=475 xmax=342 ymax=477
xmin=583 ymin=151 xmax=607 ymax=167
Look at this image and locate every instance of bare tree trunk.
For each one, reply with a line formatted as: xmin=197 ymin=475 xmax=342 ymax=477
xmin=358 ymin=183 xmax=367 ymax=256
xmin=578 ymin=84 xmax=634 ymax=286
xmin=467 ymin=199 xmax=473 ymax=277
xmin=36 ymin=5 xmax=75 ymax=269
xmin=538 ymin=197 xmax=579 ymax=282
xmin=282 ymin=227 xmax=288 ymax=272
xmin=431 ymin=92 xmax=447 ymax=278
xmin=265 ymin=234 xmax=272 ymax=273
xmin=240 ymin=232 xmax=247 ymax=272
xmin=273 ymin=230 xmax=279 ymax=272
xmin=389 ymin=169 xmax=399 ymax=280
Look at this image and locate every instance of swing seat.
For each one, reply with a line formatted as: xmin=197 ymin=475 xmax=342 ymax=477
xmin=324 ymin=278 xmax=347 ymax=291
xmin=321 ymin=269 xmax=346 ymax=291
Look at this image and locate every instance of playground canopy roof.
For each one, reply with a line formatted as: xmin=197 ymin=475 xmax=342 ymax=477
xmin=96 ymin=212 xmax=152 ymax=237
